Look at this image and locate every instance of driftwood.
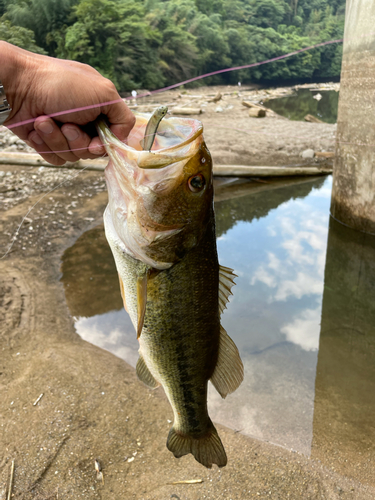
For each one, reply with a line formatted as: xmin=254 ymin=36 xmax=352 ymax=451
xmin=170 ymin=107 xmax=203 ymax=115
xmin=242 ymin=100 xmax=267 ymax=110
xmin=248 ymin=108 xmax=266 ymax=118
xmin=0 ymin=153 xmax=332 ymax=177
xmin=304 ymin=114 xmax=324 ymax=124
xmin=212 ymin=164 xmax=332 ymax=177
xmin=0 ymin=152 xmax=107 ymax=171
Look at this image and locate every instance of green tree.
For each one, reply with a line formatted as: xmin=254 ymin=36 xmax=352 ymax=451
xmin=0 ymin=16 xmax=47 ymax=53
xmin=63 ymin=0 xmax=164 ymax=90
xmin=4 ymin=0 xmax=77 ymax=54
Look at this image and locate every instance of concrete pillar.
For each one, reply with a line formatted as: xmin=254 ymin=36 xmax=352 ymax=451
xmin=331 ymin=0 xmax=375 ymax=234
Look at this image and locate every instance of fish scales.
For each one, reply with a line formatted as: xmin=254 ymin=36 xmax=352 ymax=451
xmin=97 ymin=112 xmax=243 ymax=468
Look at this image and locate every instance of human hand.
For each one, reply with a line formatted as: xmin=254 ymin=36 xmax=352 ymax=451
xmin=1 ymin=42 xmax=135 ymax=165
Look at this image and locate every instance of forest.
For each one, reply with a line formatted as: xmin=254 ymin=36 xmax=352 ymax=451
xmin=0 ymin=0 xmax=346 ymax=92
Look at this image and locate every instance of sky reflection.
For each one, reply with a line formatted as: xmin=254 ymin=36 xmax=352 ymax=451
xmin=210 ymin=176 xmax=332 ymax=453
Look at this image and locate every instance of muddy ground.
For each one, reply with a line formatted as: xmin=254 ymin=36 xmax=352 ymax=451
xmin=0 ymin=86 xmax=373 ymax=499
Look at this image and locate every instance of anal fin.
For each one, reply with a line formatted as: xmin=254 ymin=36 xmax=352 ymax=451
xmin=210 ymin=325 xmax=244 ymax=399
xmin=136 ymin=355 xmax=160 ymax=389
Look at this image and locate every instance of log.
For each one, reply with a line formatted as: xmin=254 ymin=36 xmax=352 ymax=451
xmin=304 ymin=114 xmax=324 ymax=123
xmin=170 ymin=107 xmax=203 ymax=115
xmin=248 ymin=108 xmax=266 ymax=118
xmin=0 ymin=152 xmax=107 ymax=171
xmin=0 ymin=153 xmax=332 ymax=177
xmin=242 ymin=100 xmax=267 ymax=111
xmin=213 ymin=164 xmax=332 ymax=177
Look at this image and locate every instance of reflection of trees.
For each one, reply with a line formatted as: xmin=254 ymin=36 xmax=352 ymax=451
xmin=265 ymin=89 xmax=339 ymax=123
xmin=62 ymin=176 xmax=325 ymax=318
xmin=215 ymin=177 xmax=325 ymax=237
xmin=61 ymin=225 xmax=123 ymax=318
xmin=312 ymin=217 xmax=375 ymax=480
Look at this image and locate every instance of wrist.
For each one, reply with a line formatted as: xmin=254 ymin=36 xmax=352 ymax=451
xmin=0 ymin=42 xmax=39 ymax=116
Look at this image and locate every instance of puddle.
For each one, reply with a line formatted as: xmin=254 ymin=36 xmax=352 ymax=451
xmin=264 ymin=89 xmax=339 ymax=123
xmin=61 ymin=176 xmax=375 ymax=464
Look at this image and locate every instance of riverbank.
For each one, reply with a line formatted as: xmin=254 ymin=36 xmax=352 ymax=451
xmin=2 ymin=85 xmax=373 ymax=500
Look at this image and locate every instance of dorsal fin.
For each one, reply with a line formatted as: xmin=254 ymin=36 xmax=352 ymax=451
xmin=218 ymin=265 xmax=237 ymax=315
xmin=137 ymin=272 xmax=148 ymax=339
xmin=210 ymin=325 xmax=244 ymax=399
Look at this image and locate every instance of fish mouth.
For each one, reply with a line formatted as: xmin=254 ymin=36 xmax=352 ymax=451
xmin=96 ymin=113 xmax=204 ymax=171
xmin=97 ymin=114 xmax=206 ymax=268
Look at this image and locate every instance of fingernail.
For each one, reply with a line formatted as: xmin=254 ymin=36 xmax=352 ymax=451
xmin=62 ymin=127 xmax=79 ymax=141
xmin=36 ymin=121 xmax=53 ymax=134
xmin=30 ymin=132 xmax=44 ymax=145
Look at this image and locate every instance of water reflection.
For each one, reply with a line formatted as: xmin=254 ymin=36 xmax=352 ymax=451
xmin=312 ymin=217 xmax=375 ymax=481
xmin=61 ymin=176 xmax=331 ymax=455
xmin=210 ymin=177 xmax=331 ymax=454
xmin=264 ymin=89 xmax=339 ymax=123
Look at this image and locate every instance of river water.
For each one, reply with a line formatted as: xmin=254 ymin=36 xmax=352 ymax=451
xmin=264 ymin=89 xmax=339 ymax=123
xmin=61 ymin=175 xmax=375 ymax=467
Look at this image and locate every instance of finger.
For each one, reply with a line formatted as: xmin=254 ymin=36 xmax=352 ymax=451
xmin=28 ymin=131 xmax=66 ymax=166
xmin=34 ymin=116 xmax=78 ymax=163
xmin=88 ymin=136 xmax=106 ymax=156
xmin=103 ymin=100 xmax=136 ymax=141
xmin=61 ymin=124 xmax=103 ymax=160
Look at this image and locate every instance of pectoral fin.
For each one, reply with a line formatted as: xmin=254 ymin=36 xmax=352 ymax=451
xmin=218 ymin=265 xmax=237 ymax=315
xmin=136 ymin=355 xmax=160 ymax=389
xmin=137 ymin=272 xmax=148 ymax=339
xmin=210 ymin=325 xmax=244 ymax=399
xmin=118 ymin=274 xmax=129 ymax=313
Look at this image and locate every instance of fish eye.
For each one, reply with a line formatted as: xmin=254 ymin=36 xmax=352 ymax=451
xmin=188 ymin=174 xmax=206 ymax=193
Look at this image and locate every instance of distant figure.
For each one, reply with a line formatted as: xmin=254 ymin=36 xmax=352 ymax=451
xmin=238 ymin=82 xmax=241 ymax=87
xmin=131 ymin=90 xmax=137 ymax=106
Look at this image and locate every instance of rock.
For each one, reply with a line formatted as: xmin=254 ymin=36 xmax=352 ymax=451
xmin=300 ymin=149 xmax=315 ymax=159
xmin=210 ymin=92 xmax=222 ymax=103
xmin=8 ymin=134 xmax=20 ymax=145
xmin=215 ymin=106 xmax=224 ymax=113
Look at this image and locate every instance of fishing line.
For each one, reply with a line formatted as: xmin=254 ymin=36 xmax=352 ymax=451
xmin=0 ymin=33 xmax=363 ymax=257
xmin=6 ymin=37 xmax=345 ymax=131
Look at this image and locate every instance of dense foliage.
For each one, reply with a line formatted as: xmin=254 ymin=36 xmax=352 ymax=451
xmin=0 ymin=0 xmax=346 ymax=91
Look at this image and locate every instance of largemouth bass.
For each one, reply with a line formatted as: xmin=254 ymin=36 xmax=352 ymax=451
xmin=96 ymin=112 xmax=244 ymax=468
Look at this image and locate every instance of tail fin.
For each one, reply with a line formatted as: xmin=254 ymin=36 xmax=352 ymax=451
xmin=166 ymin=422 xmax=227 ymax=469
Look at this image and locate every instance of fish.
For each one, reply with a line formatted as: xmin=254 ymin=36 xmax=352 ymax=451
xmin=140 ymin=105 xmax=168 ymax=151
xmin=96 ymin=112 xmax=244 ymax=469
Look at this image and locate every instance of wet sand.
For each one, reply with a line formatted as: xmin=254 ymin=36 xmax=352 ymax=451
xmin=0 ymin=97 xmax=374 ymax=499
